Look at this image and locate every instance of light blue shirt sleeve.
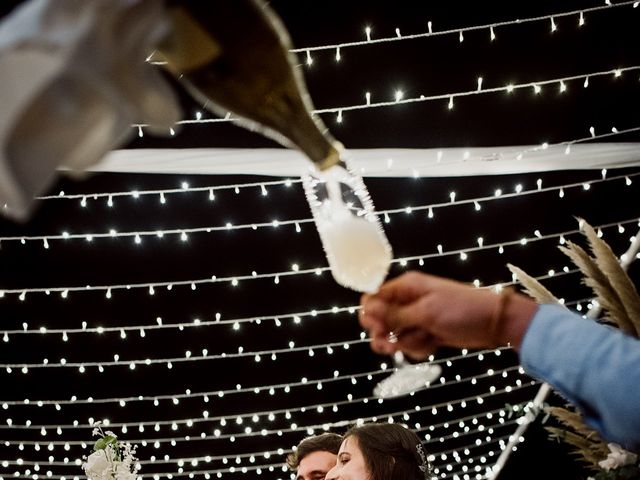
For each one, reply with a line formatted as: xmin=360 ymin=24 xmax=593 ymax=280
xmin=520 ymin=304 xmax=640 ymax=451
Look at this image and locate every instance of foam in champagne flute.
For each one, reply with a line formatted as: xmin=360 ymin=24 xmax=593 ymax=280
xmin=321 ymin=211 xmax=392 ymax=293
xmin=303 ymin=160 xmax=392 ymax=293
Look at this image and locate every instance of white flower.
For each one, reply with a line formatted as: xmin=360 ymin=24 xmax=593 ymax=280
xmin=83 ymin=449 xmax=114 ymax=480
xmin=91 ymin=422 xmax=103 ymax=437
xmin=114 ymin=462 xmax=136 ymax=480
xmin=82 ymin=428 xmax=139 ymax=480
xmin=598 ymin=443 xmax=638 ymax=471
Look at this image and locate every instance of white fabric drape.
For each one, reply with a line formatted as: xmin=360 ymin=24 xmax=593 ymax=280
xmin=95 ymin=143 xmax=640 ymax=177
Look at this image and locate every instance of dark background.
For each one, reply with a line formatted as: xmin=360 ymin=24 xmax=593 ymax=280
xmin=1 ymin=1 xmax=640 ymax=479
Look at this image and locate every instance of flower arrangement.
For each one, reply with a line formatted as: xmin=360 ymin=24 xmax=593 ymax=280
xmin=83 ymin=422 xmax=139 ymax=480
xmin=508 ymin=219 xmax=640 ymax=479
xmin=590 ymin=443 xmax=638 ymax=480
xmin=544 ymin=405 xmax=639 ymax=480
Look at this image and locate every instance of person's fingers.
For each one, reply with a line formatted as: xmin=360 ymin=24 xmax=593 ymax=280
xmin=359 ymin=296 xmax=391 ymax=338
xmin=359 ymin=292 xmax=373 ymax=326
xmin=373 ymin=271 xmax=430 ymax=303
xmin=371 ymin=336 xmax=397 ymax=355
xmin=360 ymin=271 xmax=439 ymax=326
xmin=361 ymin=288 xmax=436 ymax=340
xmin=401 ymin=336 xmax=438 ymax=361
xmin=360 ymin=274 xmax=432 ymax=328
xmin=360 ymin=292 xmax=372 ymax=304
xmin=370 ymin=327 xmax=437 ymax=360
xmin=364 ymin=295 xmax=438 ymax=357
xmin=361 ymin=272 xmax=456 ymax=360
xmin=381 ymin=294 xmax=433 ymax=335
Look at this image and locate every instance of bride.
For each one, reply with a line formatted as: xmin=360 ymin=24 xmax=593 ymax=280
xmin=325 ymin=423 xmax=432 ymax=480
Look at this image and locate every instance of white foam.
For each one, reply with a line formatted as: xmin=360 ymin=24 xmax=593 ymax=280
xmin=321 ymin=209 xmax=392 ymax=293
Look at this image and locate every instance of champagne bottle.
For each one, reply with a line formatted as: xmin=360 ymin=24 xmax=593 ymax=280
xmin=158 ymin=0 xmax=393 ymax=292
xmin=158 ymin=0 xmax=341 ymax=170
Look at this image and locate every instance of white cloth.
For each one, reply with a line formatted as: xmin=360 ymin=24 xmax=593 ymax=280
xmin=95 ymin=143 xmax=640 ymax=177
xmin=0 ymin=0 xmax=181 ymax=220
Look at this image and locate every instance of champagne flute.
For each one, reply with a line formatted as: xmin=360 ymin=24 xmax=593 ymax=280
xmin=373 ymin=333 xmax=442 ymax=399
xmin=302 ymin=158 xmax=392 ymax=292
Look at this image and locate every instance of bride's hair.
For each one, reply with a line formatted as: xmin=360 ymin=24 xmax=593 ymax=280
xmin=343 ymin=423 xmax=431 ymax=480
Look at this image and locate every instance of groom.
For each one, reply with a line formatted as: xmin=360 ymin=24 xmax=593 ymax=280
xmin=286 ymin=432 xmax=342 ymax=480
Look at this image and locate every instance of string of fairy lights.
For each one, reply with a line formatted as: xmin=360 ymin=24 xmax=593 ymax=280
xmin=131 ymin=0 xmax=640 ymax=131
xmin=2 ymin=363 xmax=526 ymax=431
xmin=3 ymin=394 xmax=537 ymax=457
xmin=3 ymin=409 xmax=522 ymax=466
xmin=0 ymin=276 xmax=624 ymax=466
xmin=0 ymin=244 xmax=608 ymax=476
xmin=1 ymin=346 xmax=502 ymax=406
xmin=2 ymin=383 xmax=538 ymax=466
xmin=288 ymin=1 xmax=638 ymax=53
xmin=0 ymin=292 xmax=608 ymax=340
xmin=0 ymin=413 xmax=537 ymax=480
xmin=0 ymin=199 xmax=631 ymax=449
xmin=0 ymin=242 xmax=584 ymax=470
xmin=2 ymin=394 xmax=536 ymax=458
xmin=0 ymin=242 xmax=620 ymax=474
xmin=133 ymin=66 xmax=640 ymax=132
xmin=3 ymin=2 xmax=640 ymax=480
xmin=2 ymin=411 xmax=520 ymax=468
xmin=6 ymin=169 xmax=635 ymax=245
xmin=3 ymin=430 xmax=522 ymax=480
xmin=0 ymin=215 xmax=636 ymax=300
xmin=2 ymin=419 xmax=536 ymax=475
xmin=1 ymin=211 xmax=636 ymax=477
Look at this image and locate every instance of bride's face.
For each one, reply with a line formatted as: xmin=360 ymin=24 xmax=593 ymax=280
xmin=325 ymin=436 xmax=371 ymax=480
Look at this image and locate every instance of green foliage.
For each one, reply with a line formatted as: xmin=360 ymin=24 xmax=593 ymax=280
xmin=93 ymin=435 xmax=117 ymax=452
